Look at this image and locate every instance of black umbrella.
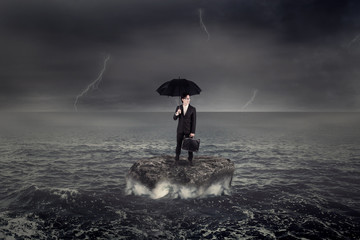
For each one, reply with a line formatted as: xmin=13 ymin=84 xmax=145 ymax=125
xmin=156 ymin=78 xmax=202 ymax=97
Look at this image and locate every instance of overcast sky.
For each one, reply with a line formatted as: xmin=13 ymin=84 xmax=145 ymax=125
xmin=1 ymin=0 xmax=360 ymax=112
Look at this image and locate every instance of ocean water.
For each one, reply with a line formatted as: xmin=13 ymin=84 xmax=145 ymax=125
xmin=0 ymin=112 xmax=359 ymax=239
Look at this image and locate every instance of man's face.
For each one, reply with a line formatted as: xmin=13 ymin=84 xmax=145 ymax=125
xmin=182 ymin=95 xmax=190 ymax=105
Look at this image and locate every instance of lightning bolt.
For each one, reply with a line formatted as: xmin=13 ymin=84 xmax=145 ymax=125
xmin=241 ymin=89 xmax=258 ymax=110
xmin=347 ymin=34 xmax=360 ymax=48
xmin=199 ymin=8 xmax=210 ymax=41
xmin=74 ymin=54 xmax=111 ymax=112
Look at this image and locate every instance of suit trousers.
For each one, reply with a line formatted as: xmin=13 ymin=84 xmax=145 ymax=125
xmin=176 ymin=132 xmax=193 ymax=160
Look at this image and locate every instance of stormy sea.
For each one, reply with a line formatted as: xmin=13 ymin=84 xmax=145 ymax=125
xmin=0 ymin=112 xmax=359 ymax=239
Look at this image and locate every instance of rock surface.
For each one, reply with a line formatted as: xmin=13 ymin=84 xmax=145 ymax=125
xmin=126 ymin=155 xmax=235 ymax=190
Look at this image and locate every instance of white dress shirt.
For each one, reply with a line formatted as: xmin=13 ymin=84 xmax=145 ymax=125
xmin=183 ymin=104 xmax=189 ymax=116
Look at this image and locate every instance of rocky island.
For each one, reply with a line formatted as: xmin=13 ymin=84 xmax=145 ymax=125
xmin=126 ymin=155 xmax=235 ymax=199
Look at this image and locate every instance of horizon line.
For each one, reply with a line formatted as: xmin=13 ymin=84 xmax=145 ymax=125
xmin=1 ymin=110 xmax=359 ymax=113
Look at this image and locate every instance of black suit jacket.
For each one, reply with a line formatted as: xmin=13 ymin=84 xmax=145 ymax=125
xmin=173 ymin=105 xmax=196 ymax=134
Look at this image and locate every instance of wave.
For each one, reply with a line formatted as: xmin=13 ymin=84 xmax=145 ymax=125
xmin=0 ymin=210 xmax=46 ymax=239
xmin=1 ymin=186 xmax=81 ymax=209
xmin=0 ymin=185 xmax=130 ymax=240
xmin=125 ymin=177 xmax=232 ymax=199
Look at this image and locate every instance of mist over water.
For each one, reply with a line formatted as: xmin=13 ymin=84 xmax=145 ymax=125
xmin=1 ymin=112 xmax=359 ymax=239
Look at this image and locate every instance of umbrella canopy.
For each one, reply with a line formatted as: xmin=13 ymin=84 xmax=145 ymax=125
xmin=156 ymin=78 xmax=201 ymax=97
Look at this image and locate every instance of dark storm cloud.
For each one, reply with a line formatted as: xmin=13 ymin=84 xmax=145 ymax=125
xmin=275 ymin=1 xmax=350 ymax=42
xmin=1 ymin=0 xmax=360 ymax=111
xmin=0 ymin=0 xmax=198 ymax=47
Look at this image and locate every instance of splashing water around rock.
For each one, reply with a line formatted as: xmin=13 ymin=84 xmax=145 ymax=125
xmin=126 ymin=155 xmax=235 ymax=199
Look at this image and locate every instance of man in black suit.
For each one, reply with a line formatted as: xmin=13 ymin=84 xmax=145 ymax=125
xmin=173 ymin=92 xmax=196 ymax=164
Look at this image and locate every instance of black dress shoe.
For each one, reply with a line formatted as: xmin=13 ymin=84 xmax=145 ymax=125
xmin=175 ymin=155 xmax=180 ymax=161
xmin=188 ymin=159 xmax=193 ymax=166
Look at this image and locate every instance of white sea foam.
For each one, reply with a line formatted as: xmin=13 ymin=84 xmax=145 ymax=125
xmin=242 ymin=209 xmax=255 ymax=220
xmin=125 ymin=177 xmax=232 ymax=199
xmin=50 ymin=188 xmax=79 ymax=200
xmin=0 ymin=211 xmax=46 ymax=239
xmin=258 ymin=227 xmax=276 ymax=239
